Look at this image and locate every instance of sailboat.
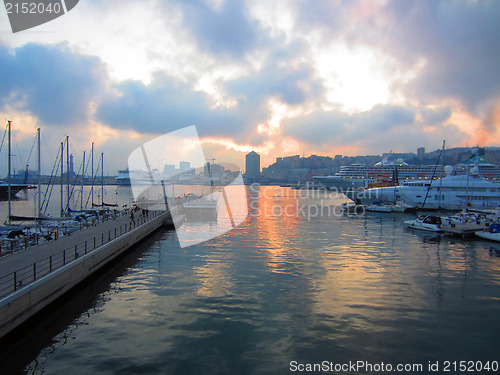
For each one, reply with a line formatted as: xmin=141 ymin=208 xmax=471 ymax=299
xmin=1 ymin=121 xmax=32 ymax=201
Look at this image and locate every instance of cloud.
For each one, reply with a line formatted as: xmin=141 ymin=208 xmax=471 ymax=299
xmin=281 ymin=104 xmax=467 ymax=154
xmin=224 ymin=54 xmax=323 ymax=106
xmin=419 ymin=106 xmax=452 ymax=126
xmin=367 ymin=1 xmax=500 ymax=111
xmin=96 ymin=73 xmax=267 ymax=142
xmin=0 ymin=43 xmax=105 ymax=126
xmin=172 ymin=0 xmax=263 ymax=59
xmin=1 ymin=0 xmax=499 ymax=174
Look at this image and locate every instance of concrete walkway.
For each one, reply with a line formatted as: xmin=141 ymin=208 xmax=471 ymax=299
xmin=0 ymin=210 xmax=168 ymax=298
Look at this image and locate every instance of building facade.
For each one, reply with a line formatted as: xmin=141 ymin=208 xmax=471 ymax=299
xmin=245 ymin=151 xmax=261 ymax=180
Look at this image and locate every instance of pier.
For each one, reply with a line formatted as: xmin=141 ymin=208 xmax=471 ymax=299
xmin=0 ymin=206 xmax=182 ymax=339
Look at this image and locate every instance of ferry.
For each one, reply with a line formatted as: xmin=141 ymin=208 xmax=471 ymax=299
xmin=116 ymin=169 xmax=131 ymax=185
xmin=314 ymin=157 xmax=443 ymax=191
xmin=117 ymin=169 xmax=155 ymax=185
xmin=346 ymin=166 xmax=500 ymax=210
xmin=314 ymin=148 xmax=500 ymax=192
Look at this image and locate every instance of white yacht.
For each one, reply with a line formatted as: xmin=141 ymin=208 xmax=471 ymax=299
xmin=346 ymin=166 xmax=500 ymax=210
xmin=405 ymin=215 xmax=443 ymax=232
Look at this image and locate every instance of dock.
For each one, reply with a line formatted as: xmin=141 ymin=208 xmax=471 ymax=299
xmin=0 ymin=206 xmax=183 ymax=339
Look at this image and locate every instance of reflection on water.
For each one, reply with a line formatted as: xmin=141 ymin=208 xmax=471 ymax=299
xmin=2 ymin=186 xmax=499 ymax=374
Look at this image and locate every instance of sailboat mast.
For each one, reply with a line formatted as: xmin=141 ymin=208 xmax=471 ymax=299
xmin=66 ymin=135 xmax=70 ymax=212
xmin=37 ymin=127 xmax=41 ymax=217
xmin=60 ymin=141 xmax=64 ymax=216
xmin=7 ymin=121 xmax=11 ymax=224
xmin=101 ymin=152 xmax=104 ymax=205
xmin=91 ymin=142 xmax=94 ymax=206
xmin=81 ymin=150 xmax=85 ymax=212
xmin=439 ymin=140 xmax=445 ymax=210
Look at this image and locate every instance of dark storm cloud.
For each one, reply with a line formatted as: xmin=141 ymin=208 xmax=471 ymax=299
xmin=0 ymin=43 xmax=104 ymax=126
xmin=172 ymin=0 xmax=263 ymax=59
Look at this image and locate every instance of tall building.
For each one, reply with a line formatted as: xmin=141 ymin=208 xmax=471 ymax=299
xmin=163 ymin=164 xmax=176 ymax=176
xmin=179 ymin=161 xmax=191 ymax=172
xmin=417 ymin=147 xmax=425 ymax=161
xmin=245 ymin=151 xmax=260 ymax=179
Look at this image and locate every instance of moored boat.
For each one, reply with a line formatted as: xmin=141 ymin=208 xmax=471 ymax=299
xmin=365 ymin=204 xmax=392 ymax=212
xmin=405 ymin=215 xmax=443 ymax=232
xmin=475 ymin=223 xmax=500 ymax=242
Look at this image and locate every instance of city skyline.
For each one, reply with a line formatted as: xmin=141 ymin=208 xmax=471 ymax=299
xmin=1 ymin=1 xmax=499 ymax=174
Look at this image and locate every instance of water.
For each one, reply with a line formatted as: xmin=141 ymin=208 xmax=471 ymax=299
xmin=1 ymin=186 xmax=500 ymax=374
xmin=0 ymin=184 xmax=214 ymax=220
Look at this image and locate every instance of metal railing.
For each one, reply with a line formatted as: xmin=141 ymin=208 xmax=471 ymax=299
xmin=0 ymin=210 xmax=167 ymax=299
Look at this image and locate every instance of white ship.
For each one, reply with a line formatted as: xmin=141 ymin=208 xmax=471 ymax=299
xmin=314 ymin=148 xmax=500 ymax=192
xmin=314 ymin=157 xmax=441 ymax=191
xmin=346 ymin=166 xmax=500 ymax=210
xmin=116 ymin=169 xmax=131 ymax=185
xmin=116 ymin=169 xmax=155 ymax=185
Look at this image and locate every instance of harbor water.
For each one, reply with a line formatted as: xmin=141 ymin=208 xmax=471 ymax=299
xmin=1 ymin=186 xmax=499 ymax=374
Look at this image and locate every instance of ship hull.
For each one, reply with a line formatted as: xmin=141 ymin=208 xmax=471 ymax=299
xmin=346 ymin=175 xmax=500 ymax=210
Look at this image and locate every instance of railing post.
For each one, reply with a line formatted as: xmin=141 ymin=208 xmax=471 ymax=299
xmin=33 ymin=263 xmax=36 ymax=281
xmin=94 ymin=237 xmax=96 ymax=249
xmin=85 ymin=240 xmax=87 ymax=254
xmin=13 ymin=271 xmax=17 ymax=291
xmin=75 ymin=245 xmax=78 ymax=259
xmin=50 ymin=256 xmax=52 ymax=272
xmin=63 ymin=250 xmax=66 ymax=265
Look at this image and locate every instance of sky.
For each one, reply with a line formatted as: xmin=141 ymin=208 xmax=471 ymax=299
xmin=0 ymin=0 xmax=499 ymax=175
